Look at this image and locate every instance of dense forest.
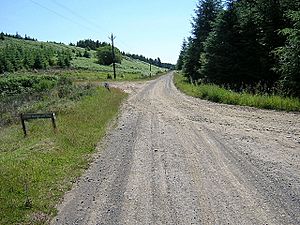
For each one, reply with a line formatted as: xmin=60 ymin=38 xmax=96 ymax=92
xmin=177 ymin=0 xmax=300 ymax=97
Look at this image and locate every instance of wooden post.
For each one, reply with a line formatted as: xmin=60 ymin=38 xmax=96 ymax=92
xmin=51 ymin=113 xmax=57 ymax=130
xmin=20 ymin=113 xmax=27 ymax=136
xmin=109 ymin=34 xmax=117 ymax=79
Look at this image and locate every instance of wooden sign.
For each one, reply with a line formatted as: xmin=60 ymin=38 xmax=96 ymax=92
xmin=20 ymin=112 xmax=56 ymax=136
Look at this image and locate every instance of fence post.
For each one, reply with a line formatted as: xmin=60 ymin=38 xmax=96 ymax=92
xmin=51 ymin=113 xmax=57 ymax=130
xmin=20 ymin=114 xmax=27 ymax=136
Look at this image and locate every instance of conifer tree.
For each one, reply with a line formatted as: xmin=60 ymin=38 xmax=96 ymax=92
xmin=176 ymin=39 xmax=187 ymax=70
xmin=183 ymin=0 xmax=222 ymax=82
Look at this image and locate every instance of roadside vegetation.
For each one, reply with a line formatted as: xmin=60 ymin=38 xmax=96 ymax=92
xmin=0 ymin=85 xmax=127 ymax=224
xmin=176 ymin=0 xmax=300 ymax=105
xmin=174 ymin=72 xmax=300 ymax=111
xmin=0 ymin=34 xmax=167 ymax=127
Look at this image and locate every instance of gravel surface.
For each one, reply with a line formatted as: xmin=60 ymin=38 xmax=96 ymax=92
xmin=52 ymin=72 xmax=300 ymax=225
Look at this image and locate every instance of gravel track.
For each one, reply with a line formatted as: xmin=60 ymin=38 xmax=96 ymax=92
xmin=52 ymin=72 xmax=300 ymax=225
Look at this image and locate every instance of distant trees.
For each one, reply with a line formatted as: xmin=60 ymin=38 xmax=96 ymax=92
xmin=124 ymin=53 xmax=175 ymax=69
xmin=76 ymin=39 xmax=109 ymax=50
xmin=96 ymin=45 xmax=122 ymax=66
xmin=177 ymin=0 xmax=300 ymax=97
xmin=0 ymin=31 xmax=37 ymax=41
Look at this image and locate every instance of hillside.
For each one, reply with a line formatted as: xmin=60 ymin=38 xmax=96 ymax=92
xmin=0 ymin=35 xmax=167 ymax=79
xmin=0 ymin=35 xmax=167 ymax=127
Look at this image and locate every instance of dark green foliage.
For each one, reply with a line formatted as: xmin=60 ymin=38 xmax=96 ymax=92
xmin=76 ymin=39 xmax=109 ymax=50
xmin=75 ymin=51 xmax=82 ymax=57
xmin=57 ymin=50 xmax=72 ymax=68
xmin=274 ymin=10 xmax=300 ymax=97
xmin=179 ymin=0 xmax=300 ymax=97
xmin=0 ymin=75 xmax=59 ymax=96
xmin=201 ymin=2 xmax=264 ymax=87
xmin=96 ymin=45 xmax=122 ymax=66
xmin=176 ymin=39 xmax=187 ymax=70
xmin=201 ymin=6 xmax=241 ymax=85
xmin=183 ymin=0 xmax=222 ymax=82
xmin=0 ymin=32 xmax=4 ymax=40
xmin=1 ymin=32 xmax=37 ymax=41
xmin=124 ymin=53 xmax=174 ymax=69
xmin=83 ymin=49 xmax=91 ymax=58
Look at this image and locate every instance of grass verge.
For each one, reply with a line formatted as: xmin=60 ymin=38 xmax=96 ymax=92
xmin=0 ymin=87 xmax=127 ymax=224
xmin=174 ymin=72 xmax=300 ymax=112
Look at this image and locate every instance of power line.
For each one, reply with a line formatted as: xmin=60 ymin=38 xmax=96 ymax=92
xmin=52 ymin=0 xmax=107 ymax=33
xmin=51 ymin=0 xmax=135 ymax=51
xmin=29 ymin=0 xmax=136 ymax=54
xmin=29 ymin=0 xmax=98 ymax=34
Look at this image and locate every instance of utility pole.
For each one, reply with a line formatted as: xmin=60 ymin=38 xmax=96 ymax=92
xmin=149 ymin=63 xmax=152 ymax=77
xmin=109 ymin=33 xmax=116 ymax=79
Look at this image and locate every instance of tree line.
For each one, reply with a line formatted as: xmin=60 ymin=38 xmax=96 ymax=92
xmin=124 ymin=53 xmax=174 ymax=69
xmin=75 ymin=39 xmax=109 ymax=50
xmin=177 ymin=0 xmax=300 ymax=97
xmin=0 ymin=32 xmax=37 ymax=41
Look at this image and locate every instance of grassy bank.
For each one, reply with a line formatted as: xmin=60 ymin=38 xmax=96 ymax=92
xmin=174 ymin=72 xmax=300 ymax=111
xmin=0 ymin=87 xmax=127 ymax=224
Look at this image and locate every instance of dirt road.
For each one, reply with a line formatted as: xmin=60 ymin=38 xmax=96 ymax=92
xmin=52 ymin=72 xmax=300 ymax=225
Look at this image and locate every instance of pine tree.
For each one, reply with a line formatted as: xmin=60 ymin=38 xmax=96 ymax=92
xmin=275 ymin=10 xmax=300 ymax=97
xmin=0 ymin=32 xmax=4 ymax=40
xmin=183 ymin=0 xmax=222 ymax=82
xmin=203 ymin=1 xmax=261 ymax=85
xmin=176 ymin=39 xmax=187 ymax=70
xmin=201 ymin=2 xmax=241 ymax=85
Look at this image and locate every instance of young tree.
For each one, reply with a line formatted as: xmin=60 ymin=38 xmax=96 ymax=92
xmin=83 ymin=49 xmax=91 ymax=58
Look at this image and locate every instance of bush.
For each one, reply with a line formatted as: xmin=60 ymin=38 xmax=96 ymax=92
xmin=0 ymin=75 xmax=59 ymax=96
xmin=96 ymin=45 xmax=122 ymax=65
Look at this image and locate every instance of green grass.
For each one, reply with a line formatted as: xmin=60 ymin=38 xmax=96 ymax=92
xmin=174 ymin=72 xmax=300 ymax=111
xmin=5 ymin=56 xmax=166 ymax=82
xmin=0 ymin=36 xmax=77 ymax=52
xmin=71 ymin=55 xmax=166 ymax=80
xmin=0 ymin=87 xmax=127 ymax=224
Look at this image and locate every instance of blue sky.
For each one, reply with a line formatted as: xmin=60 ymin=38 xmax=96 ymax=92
xmin=0 ymin=0 xmax=197 ymax=64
